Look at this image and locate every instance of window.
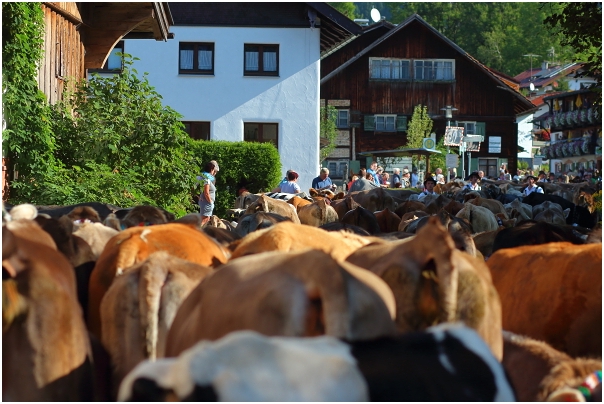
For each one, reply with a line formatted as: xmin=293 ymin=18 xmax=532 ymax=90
xmin=244 ymin=44 xmax=279 ymax=76
xmin=369 ymin=58 xmax=454 ymax=81
xmin=244 ymin=123 xmax=278 ymax=147
xmin=337 ymin=110 xmax=349 ymax=128
xmin=458 ymin=121 xmax=476 ymax=135
xmin=478 ymin=158 xmax=498 ymax=178
xmin=182 ymin=121 xmax=210 ymax=140
xmin=375 ymin=115 xmax=396 ymax=131
xmin=179 ymin=43 xmax=214 ymax=74
xmin=414 ymin=59 xmax=454 ymax=81
xmin=370 ymin=58 xmax=411 ymax=80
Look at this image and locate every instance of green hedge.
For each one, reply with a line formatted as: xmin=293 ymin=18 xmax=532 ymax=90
xmin=188 ymin=139 xmax=282 ymax=217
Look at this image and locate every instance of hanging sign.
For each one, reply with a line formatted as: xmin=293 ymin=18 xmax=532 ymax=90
xmin=444 ymin=126 xmax=464 ymax=146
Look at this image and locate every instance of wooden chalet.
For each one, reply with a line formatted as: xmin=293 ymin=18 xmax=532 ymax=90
xmin=320 ymin=14 xmax=535 ymax=178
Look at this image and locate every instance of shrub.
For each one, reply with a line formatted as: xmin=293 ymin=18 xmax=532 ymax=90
xmin=188 ymin=139 xmax=282 ymax=217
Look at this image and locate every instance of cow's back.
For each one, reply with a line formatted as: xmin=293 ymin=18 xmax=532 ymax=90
xmin=488 ymin=242 xmax=602 ymax=357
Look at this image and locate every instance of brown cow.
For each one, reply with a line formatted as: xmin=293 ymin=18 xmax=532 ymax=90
xmin=287 ymin=195 xmax=313 ymax=212
xmin=73 ymin=222 xmax=120 ymax=260
xmin=374 ymin=208 xmax=401 ymax=233
xmin=3 ymin=223 xmax=94 ymax=401
xmin=229 ymin=221 xmax=381 ymax=262
xmin=165 ymin=249 xmax=397 ymax=357
xmin=100 ymin=251 xmax=214 ymax=389
xmin=87 ymin=223 xmax=229 ymax=338
xmin=467 ymin=196 xmax=509 ymax=219
xmin=346 ymin=217 xmax=503 ymax=360
xmin=488 ymin=242 xmax=601 ymax=358
xmin=349 ymin=187 xmax=397 ymax=213
xmin=297 ymin=199 xmax=339 ymax=227
xmin=394 ymin=200 xmax=426 ymax=218
xmin=341 ymin=206 xmax=381 ymax=235
xmin=502 ymin=331 xmax=602 ymax=401
xmin=244 ymin=194 xmax=301 ymax=224
xmin=121 ymin=205 xmax=170 ymax=228
xmin=330 ymin=195 xmax=361 ymax=220
xmin=456 ymin=203 xmax=499 ymax=234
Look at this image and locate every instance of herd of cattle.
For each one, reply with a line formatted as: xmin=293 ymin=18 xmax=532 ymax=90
xmin=2 ymin=176 xmax=602 ymax=401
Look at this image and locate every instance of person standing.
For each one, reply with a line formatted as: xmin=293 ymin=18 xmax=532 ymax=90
xmin=391 ymin=168 xmax=401 ymax=188
xmin=367 ymin=161 xmax=380 ymax=186
xmin=273 ymin=170 xmax=300 ymax=194
xmin=197 ymin=160 xmax=219 ymax=226
xmin=523 ymin=175 xmax=544 ymax=196
xmin=410 ymin=167 xmax=419 ymax=188
xmin=463 ymin=172 xmax=481 ymax=191
xmin=537 ymin=171 xmax=548 ymax=183
xmin=312 ymin=167 xmax=336 ymax=191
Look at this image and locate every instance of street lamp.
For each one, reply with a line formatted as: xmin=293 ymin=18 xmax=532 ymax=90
xmin=441 ymin=105 xmax=458 ymax=181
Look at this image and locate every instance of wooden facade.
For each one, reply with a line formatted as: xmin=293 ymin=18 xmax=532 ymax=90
xmin=320 ymin=15 xmax=535 ymax=177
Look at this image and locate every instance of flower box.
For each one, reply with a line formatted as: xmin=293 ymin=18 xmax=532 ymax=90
xmin=581 ymin=139 xmax=591 ymax=154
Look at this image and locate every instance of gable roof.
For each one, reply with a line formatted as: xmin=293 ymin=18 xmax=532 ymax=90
xmin=167 ymin=2 xmax=361 ymax=55
xmin=514 ymin=63 xmax=584 ymax=90
xmin=321 ymin=13 xmax=534 ymax=114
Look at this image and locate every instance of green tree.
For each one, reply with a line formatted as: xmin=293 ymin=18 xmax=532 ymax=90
xmin=384 ymin=2 xmax=572 ymax=76
xmin=48 ymin=54 xmax=194 ymax=215
xmin=320 ymin=105 xmax=338 ymax=161
xmin=542 ymin=2 xmax=602 ymax=92
xmin=328 ymin=2 xmax=357 ymax=20
xmin=405 ymin=105 xmax=433 ymax=148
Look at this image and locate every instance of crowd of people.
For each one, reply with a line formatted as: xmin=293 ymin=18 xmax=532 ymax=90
xmin=196 ymin=159 xmax=601 ymax=218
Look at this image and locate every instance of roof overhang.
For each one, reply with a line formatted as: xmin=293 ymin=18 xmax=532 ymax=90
xmin=359 ymin=148 xmax=443 ymax=158
xmin=306 ymin=3 xmax=362 ymax=56
xmin=73 ymin=2 xmax=173 ymax=69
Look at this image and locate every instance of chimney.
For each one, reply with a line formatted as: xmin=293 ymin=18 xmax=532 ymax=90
xmin=542 ymin=61 xmax=549 ymax=71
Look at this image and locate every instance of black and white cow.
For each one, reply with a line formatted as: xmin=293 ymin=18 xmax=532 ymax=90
xmin=118 ymin=323 xmax=515 ymax=401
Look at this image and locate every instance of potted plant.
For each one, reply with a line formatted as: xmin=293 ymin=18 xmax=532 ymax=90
xmin=554 ymin=113 xmax=564 ymax=128
xmin=581 ymin=139 xmax=591 ymax=154
xmin=545 ymin=116 xmax=554 ymax=129
xmin=555 ymin=143 xmax=564 ymax=157
xmin=588 ymin=108 xmax=595 ymax=123
xmin=573 ymin=140 xmax=582 ymax=156
xmin=580 ymin=109 xmax=588 ymax=123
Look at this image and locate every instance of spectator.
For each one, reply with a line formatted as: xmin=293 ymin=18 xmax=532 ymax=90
xmin=367 ymin=161 xmax=380 ymax=186
xmin=410 ymin=167 xmax=419 ymax=188
xmin=418 ymin=177 xmax=437 ymax=200
xmin=548 ymin=172 xmax=556 ymax=183
xmin=347 ymin=175 xmax=359 ymax=191
xmin=312 ymin=167 xmax=336 ymax=191
xmin=537 ymin=170 xmax=548 ymax=183
xmin=272 ymin=170 xmax=300 ymax=194
xmin=401 ymin=168 xmax=411 ymax=188
xmin=391 ymin=168 xmax=401 ymax=188
xmin=436 ymin=173 xmax=445 ymax=184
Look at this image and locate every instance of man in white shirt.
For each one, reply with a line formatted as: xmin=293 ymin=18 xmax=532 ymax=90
xmin=463 ymin=172 xmax=481 ymax=191
xmin=523 ymin=175 xmax=544 ymax=196
xmin=418 ymin=177 xmax=437 ymax=200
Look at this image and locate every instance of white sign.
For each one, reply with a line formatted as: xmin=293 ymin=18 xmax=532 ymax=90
xmin=444 ymin=126 xmax=464 ymax=146
xmin=489 ymin=136 xmax=501 ymax=153
xmin=446 ymin=153 xmax=458 ymax=168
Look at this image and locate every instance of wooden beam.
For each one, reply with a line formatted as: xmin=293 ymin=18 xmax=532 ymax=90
xmin=81 ymin=3 xmax=154 ymax=69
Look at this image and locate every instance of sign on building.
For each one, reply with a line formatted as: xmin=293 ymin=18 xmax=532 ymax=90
xmin=488 ymin=136 xmax=501 ymax=153
xmin=445 ymin=153 xmax=458 ymax=168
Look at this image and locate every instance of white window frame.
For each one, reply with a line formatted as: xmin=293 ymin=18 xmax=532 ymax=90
xmin=375 ymin=114 xmax=396 ymax=132
xmin=370 ymin=58 xmax=411 ymax=80
xmin=337 ymin=109 xmax=349 ymax=128
xmin=414 ymin=59 xmax=454 ymax=81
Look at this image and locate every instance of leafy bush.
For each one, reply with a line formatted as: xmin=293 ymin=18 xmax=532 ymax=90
xmin=188 ymin=139 xmax=282 ymax=217
xmin=47 ymin=55 xmax=194 ymax=216
xmin=593 ymin=190 xmax=602 ymax=220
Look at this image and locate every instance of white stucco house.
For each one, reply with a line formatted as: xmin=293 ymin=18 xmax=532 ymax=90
xmin=91 ymin=2 xmax=360 ymax=191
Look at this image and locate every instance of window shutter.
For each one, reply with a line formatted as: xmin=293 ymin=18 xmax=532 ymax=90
xmin=396 ymin=115 xmax=407 ymax=131
xmin=475 ymin=122 xmax=486 ymax=136
xmin=364 ymin=115 xmax=375 ymax=131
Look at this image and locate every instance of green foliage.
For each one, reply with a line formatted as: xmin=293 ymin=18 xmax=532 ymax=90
xmin=543 ymin=2 xmax=602 ymax=90
xmin=47 ymin=54 xmax=194 ymax=216
xmin=320 ymin=105 xmax=338 ymax=161
xmin=384 ymin=2 xmax=573 ymax=76
xmin=2 ymin=2 xmax=57 ymax=199
xmin=518 ymin=161 xmax=529 ymax=170
xmin=328 ymin=2 xmax=358 ymax=20
xmin=593 ymin=190 xmax=602 ymax=219
xmin=188 ymin=139 xmax=282 ymax=217
xmin=406 ymin=105 xmax=433 ymax=148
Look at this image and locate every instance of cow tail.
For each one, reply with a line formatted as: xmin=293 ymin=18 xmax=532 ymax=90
xmin=138 ymin=261 xmax=168 ymax=361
